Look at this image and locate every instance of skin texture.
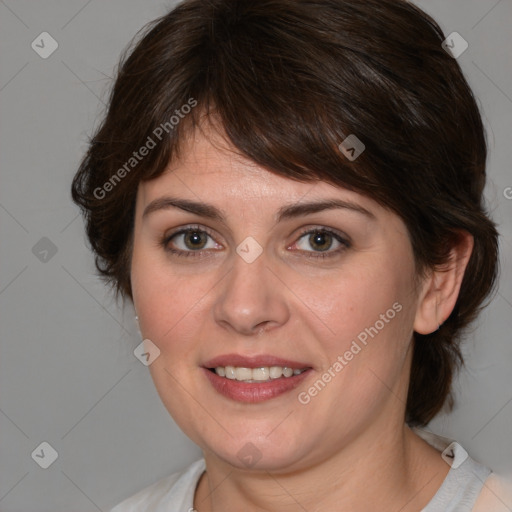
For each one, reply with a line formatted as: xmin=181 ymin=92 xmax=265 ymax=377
xmin=130 ymin=123 xmax=473 ymax=511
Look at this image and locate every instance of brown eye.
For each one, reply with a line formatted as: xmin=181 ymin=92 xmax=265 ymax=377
xmin=162 ymin=227 xmax=221 ymax=255
xmin=183 ymin=230 xmax=208 ymax=250
xmin=295 ymin=229 xmax=346 ymax=253
xmin=308 ymin=231 xmax=333 ymax=252
xmin=290 ymin=228 xmax=351 ymax=259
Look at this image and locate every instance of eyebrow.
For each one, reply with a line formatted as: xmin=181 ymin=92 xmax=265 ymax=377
xmin=142 ymin=196 xmax=375 ymax=222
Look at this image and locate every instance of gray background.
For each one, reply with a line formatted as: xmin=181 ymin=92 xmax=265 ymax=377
xmin=0 ymin=0 xmax=510 ymax=511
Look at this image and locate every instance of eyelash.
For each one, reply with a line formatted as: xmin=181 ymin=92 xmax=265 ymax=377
xmin=160 ymin=225 xmax=218 ymax=259
xmin=293 ymin=227 xmax=351 ymax=259
xmin=159 ymin=225 xmax=351 ymax=260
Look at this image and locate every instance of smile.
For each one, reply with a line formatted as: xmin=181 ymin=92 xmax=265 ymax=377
xmin=202 ymin=366 xmax=312 ymax=403
xmin=212 ymin=365 xmax=308 ymax=382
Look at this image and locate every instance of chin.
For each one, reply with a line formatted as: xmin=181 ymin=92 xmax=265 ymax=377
xmin=198 ymin=428 xmax=312 ymax=473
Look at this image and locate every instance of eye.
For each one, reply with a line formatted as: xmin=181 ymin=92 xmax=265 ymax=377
xmin=291 ymin=228 xmax=350 ymax=257
xmin=161 ymin=226 xmax=222 ymax=256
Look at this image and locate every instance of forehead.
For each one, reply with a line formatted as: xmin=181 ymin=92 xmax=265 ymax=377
xmin=136 ymin=124 xmax=385 ymax=216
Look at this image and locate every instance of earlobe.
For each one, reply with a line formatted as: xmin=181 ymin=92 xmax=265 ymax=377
xmin=413 ymin=232 xmax=474 ymax=335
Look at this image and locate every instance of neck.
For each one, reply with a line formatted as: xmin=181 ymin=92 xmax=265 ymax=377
xmin=194 ymin=420 xmax=449 ymax=512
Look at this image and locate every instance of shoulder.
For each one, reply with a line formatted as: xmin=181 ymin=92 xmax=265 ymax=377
xmin=472 ymin=473 xmax=512 ymax=512
xmin=109 ymin=459 xmax=206 ymax=512
xmin=413 ymin=428 xmax=497 ymax=512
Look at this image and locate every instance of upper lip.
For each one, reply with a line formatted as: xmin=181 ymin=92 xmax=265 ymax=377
xmin=203 ymin=354 xmax=311 ymax=370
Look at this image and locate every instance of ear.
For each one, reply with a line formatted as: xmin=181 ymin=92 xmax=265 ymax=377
xmin=414 ymin=231 xmax=474 ymax=335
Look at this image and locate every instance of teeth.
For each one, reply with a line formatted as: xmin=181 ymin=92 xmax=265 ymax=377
xmin=282 ymin=367 xmax=293 ymax=377
xmin=235 ymin=367 xmax=252 ymax=381
xmin=214 ymin=366 xmax=307 ymax=382
xmin=252 ymin=367 xmax=269 ymax=381
xmin=225 ymin=366 xmax=236 ymax=379
xmin=269 ymin=366 xmax=282 ymax=379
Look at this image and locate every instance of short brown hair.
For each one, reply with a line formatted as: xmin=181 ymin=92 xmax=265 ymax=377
xmin=71 ymin=0 xmax=499 ymax=426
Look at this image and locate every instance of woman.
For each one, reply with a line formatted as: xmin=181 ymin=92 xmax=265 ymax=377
xmin=71 ymin=0 xmax=506 ymax=510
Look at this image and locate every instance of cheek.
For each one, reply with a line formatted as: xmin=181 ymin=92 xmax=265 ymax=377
xmin=131 ymin=244 xmax=180 ymax=342
xmin=130 ymin=246 xmax=220 ymax=362
xmin=295 ymin=268 xmax=415 ymax=423
xmin=300 ymin=256 xmax=414 ymax=350
xmin=296 ymin=253 xmax=418 ymax=418
xmin=130 ymin=257 xmax=209 ymax=430
xmin=132 ymin=272 xmax=200 ymax=346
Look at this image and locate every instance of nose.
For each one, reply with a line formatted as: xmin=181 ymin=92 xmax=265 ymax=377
xmin=212 ymin=251 xmax=290 ymax=336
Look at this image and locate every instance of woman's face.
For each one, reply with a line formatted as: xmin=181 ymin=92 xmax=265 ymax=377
xmin=130 ymin=126 xmax=424 ymax=472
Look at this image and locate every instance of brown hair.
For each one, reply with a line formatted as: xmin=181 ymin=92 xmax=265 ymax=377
xmin=71 ymin=0 xmax=499 ymax=426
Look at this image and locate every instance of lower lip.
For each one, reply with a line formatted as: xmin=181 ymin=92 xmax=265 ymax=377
xmin=203 ymin=368 xmax=312 ymax=403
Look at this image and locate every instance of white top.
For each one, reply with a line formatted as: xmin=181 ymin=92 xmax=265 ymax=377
xmin=110 ymin=430 xmax=492 ymax=512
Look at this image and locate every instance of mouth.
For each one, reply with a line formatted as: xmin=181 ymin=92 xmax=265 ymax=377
xmin=202 ymin=354 xmax=313 ymax=403
xmin=208 ymin=365 xmax=308 ymax=382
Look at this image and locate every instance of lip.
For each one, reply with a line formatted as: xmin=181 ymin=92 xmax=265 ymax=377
xmin=203 ymin=353 xmax=311 ymax=370
xmin=203 ymin=367 xmax=312 ymax=403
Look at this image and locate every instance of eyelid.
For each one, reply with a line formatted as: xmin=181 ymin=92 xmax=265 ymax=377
xmin=163 ymin=224 xmax=218 ymax=243
xmin=286 ymin=226 xmax=351 ymax=259
xmin=160 ymin=223 xmax=351 ymax=259
xmin=293 ymin=225 xmax=351 ymax=246
xmin=161 ymin=224 xmax=224 ymax=253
